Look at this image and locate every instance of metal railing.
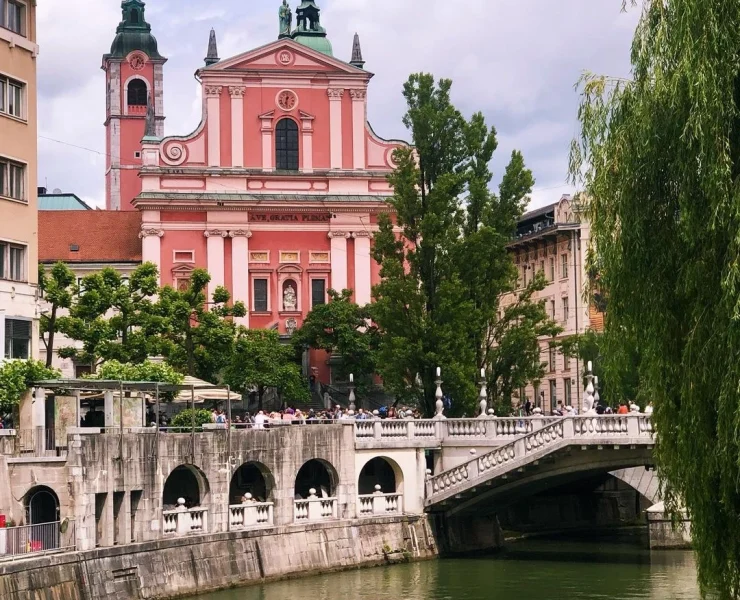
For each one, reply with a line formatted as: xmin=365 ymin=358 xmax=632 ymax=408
xmin=0 ymin=521 xmax=75 ymax=560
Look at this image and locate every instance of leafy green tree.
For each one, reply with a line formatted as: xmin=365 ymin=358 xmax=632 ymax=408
xmin=373 ymin=74 xmax=556 ymax=416
xmin=225 ymin=329 xmax=309 ymax=409
xmin=170 ymin=409 xmax=213 ymax=431
xmin=569 ymin=2 xmax=740 ymax=595
xmin=153 ymin=269 xmax=246 ymax=382
xmin=91 ymin=360 xmax=184 ymax=386
xmin=292 ymin=289 xmax=377 ymax=391
xmin=38 ymin=262 xmax=76 ymax=368
xmin=0 ymin=360 xmax=59 ymax=413
xmin=57 ymin=263 xmax=160 ymax=368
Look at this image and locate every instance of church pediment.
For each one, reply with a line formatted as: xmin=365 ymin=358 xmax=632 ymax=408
xmin=204 ymin=39 xmax=368 ymax=76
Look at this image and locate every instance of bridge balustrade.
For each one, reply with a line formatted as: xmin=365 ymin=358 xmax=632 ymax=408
xmin=358 ymin=487 xmax=403 ymax=516
xmin=294 ymin=489 xmax=338 ymax=522
xmin=425 ymin=415 xmax=654 ymax=504
xmin=229 ymin=501 xmax=274 ymax=529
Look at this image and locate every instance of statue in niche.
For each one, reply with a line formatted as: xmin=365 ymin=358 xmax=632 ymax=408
xmin=279 ymin=0 xmax=292 ymax=36
xmin=283 ymin=284 xmax=297 ymax=311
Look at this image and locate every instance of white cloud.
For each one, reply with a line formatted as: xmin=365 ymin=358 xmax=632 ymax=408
xmin=36 ymin=0 xmax=640 ymax=210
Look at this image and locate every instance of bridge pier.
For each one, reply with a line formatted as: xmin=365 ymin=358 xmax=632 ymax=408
xmin=431 ymin=513 xmax=503 ymax=555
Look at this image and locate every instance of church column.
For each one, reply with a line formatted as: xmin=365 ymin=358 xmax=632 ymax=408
xmin=350 ymin=89 xmax=367 ymax=170
xmin=230 ymin=230 xmax=252 ymax=327
xmin=139 ymin=228 xmax=164 ymax=285
xmin=205 ymin=230 xmax=227 ymax=298
xmin=329 ymin=231 xmax=350 ymax=292
xmin=230 ymin=86 xmax=246 ymax=168
xmin=205 ymin=85 xmax=223 ymax=167
xmin=352 ymin=231 xmax=372 ymax=305
xmin=327 ymin=88 xmax=344 ymax=169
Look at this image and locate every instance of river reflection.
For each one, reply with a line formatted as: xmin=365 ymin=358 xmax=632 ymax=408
xmin=191 ymin=539 xmax=701 ymax=600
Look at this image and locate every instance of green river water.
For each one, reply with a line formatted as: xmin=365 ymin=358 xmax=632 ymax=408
xmin=186 ymin=538 xmax=701 ymax=600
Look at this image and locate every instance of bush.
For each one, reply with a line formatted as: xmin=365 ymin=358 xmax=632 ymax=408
xmin=0 ymin=360 xmax=59 ymax=412
xmin=170 ymin=409 xmax=213 ymax=431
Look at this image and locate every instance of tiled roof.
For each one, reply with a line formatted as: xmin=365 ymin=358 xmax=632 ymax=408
xmin=38 ymin=194 xmax=92 ymax=211
xmin=39 ymin=211 xmax=142 ymax=263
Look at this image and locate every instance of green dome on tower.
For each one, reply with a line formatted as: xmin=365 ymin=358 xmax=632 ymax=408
xmin=105 ymin=0 xmax=163 ymax=60
xmin=289 ymin=0 xmax=334 ymax=57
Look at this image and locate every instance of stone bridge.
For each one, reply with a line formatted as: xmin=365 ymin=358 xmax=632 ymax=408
xmin=424 ymin=415 xmax=655 ymax=516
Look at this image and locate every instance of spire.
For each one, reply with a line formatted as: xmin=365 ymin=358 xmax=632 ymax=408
xmin=350 ymin=32 xmax=365 ymax=69
xmin=204 ymin=28 xmax=219 ymax=66
xmin=105 ymin=0 xmax=164 ymax=60
xmin=143 ymin=92 xmax=158 ymax=140
xmin=291 ymin=1 xmax=333 ymax=57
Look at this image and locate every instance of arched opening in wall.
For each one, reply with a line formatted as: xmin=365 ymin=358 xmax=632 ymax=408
xmin=294 ymin=459 xmax=338 ymax=499
xmin=127 ymin=79 xmax=148 ymax=106
xmin=358 ymin=457 xmax=404 ymax=495
xmin=275 ymin=118 xmax=299 ymax=171
xmin=24 ymin=486 xmax=60 ymax=525
xmin=130 ymin=9 xmax=140 ymax=24
xmin=229 ymin=462 xmax=275 ymax=504
xmin=162 ymin=465 xmax=209 ymax=509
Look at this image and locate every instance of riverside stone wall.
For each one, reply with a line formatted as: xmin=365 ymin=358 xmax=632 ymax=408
xmin=0 ymin=515 xmax=437 ymax=600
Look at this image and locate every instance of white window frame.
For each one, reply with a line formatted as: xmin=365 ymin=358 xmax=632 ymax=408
xmin=561 ymin=253 xmax=569 ymax=279
xmin=0 ymin=156 xmax=27 ymax=202
xmin=1 ymin=0 xmax=28 ymax=37
xmin=0 ymin=240 xmax=26 ymax=282
xmin=562 ymin=296 xmax=569 ymax=324
xmin=4 ymin=317 xmax=31 ymax=360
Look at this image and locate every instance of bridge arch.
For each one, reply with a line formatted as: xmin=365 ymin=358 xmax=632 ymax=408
xmin=357 ymin=456 xmax=404 ymax=495
xmin=163 ymin=464 xmax=210 ymax=508
xmin=24 ymin=485 xmax=60 ymax=525
xmin=229 ymin=461 xmax=275 ymax=504
xmin=294 ymin=459 xmax=338 ymax=499
xmin=610 ymin=467 xmax=661 ymax=505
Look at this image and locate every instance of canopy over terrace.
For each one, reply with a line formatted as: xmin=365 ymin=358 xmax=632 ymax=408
xmin=33 ymin=379 xmax=237 ymax=431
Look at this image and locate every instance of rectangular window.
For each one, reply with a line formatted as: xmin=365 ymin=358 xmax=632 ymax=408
xmin=564 ymin=378 xmax=572 ymax=407
xmin=561 ymin=253 xmax=569 ymax=279
xmin=0 ymin=158 xmax=26 ymax=201
xmin=0 ymin=242 xmax=5 ymax=279
xmin=253 ymin=278 xmax=268 ymax=312
xmin=549 ymin=379 xmax=558 ymax=410
xmin=550 ymin=299 xmax=556 ymax=320
xmin=563 ymin=296 xmax=569 ymax=323
xmin=5 ymin=318 xmax=31 ymax=359
xmin=563 ymin=351 xmax=570 ymax=372
xmin=549 ymin=257 xmax=555 ymax=281
xmin=311 ymin=279 xmax=326 ymax=308
xmin=0 ymin=74 xmax=26 ymax=120
xmin=3 ymin=0 xmax=26 ymax=36
xmin=549 ymin=347 xmax=556 ymax=373
xmin=173 ymin=250 xmax=195 ymax=263
xmin=522 ymin=266 xmax=527 ymax=287
xmin=8 ymin=245 xmax=23 ymax=281
xmin=539 ymin=260 xmax=545 ymax=274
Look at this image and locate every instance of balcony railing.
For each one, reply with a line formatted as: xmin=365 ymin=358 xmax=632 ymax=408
xmin=229 ymin=499 xmax=274 ymax=530
xmin=162 ymin=500 xmax=208 ymax=536
xmin=294 ymin=490 xmax=338 ymax=522
xmin=358 ymin=488 xmax=403 ymax=516
xmin=0 ymin=520 xmax=75 ymax=560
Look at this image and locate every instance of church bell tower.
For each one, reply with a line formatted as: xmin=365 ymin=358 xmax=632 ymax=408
xmin=102 ymin=0 xmax=167 ymax=211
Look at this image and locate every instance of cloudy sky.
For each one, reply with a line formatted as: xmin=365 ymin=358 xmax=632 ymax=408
xmin=35 ymin=0 xmax=640 ymax=210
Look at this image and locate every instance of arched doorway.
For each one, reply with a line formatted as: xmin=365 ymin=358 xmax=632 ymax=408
xmin=294 ymin=459 xmax=338 ymax=499
xmin=25 ymin=486 xmax=59 ymax=525
xmin=229 ymin=462 xmax=274 ymax=504
xmin=162 ymin=465 xmax=209 ymax=508
xmin=358 ymin=457 xmax=403 ymax=495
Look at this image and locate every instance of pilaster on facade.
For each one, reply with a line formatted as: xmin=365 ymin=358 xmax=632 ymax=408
xmin=204 ymin=229 xmax=228 ymax=299
xmin=327 ymin=88 xmax=345 ymax=170
xmin=205 ymin=85 xmax=223 ymax=167
xmin=352 ymin=230 xmax=372 ymax=305
xmin=349 ymin=89 xmax=367 ymax=170
xmin=140 ymin=228 xmax=165 ymax=284
xmin=328 ymin=231 xmax=351 ymax=292
xmin=229 ymin=87 xmax=246 ymax=168
xmin=300 ymin=111 xmax=315 ymax=173
xmin=229 ymin=230 xmax=252 ymax=328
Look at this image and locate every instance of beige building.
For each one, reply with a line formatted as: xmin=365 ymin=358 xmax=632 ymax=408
xmin=0 ymin=0 xmax=39 ymax=360
xmin=503 ymin=195 xmax=600 ymax=414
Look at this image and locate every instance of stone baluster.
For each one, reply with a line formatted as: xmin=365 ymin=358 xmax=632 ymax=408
xmin=175 ymin=498 xmax=189 ymax=536
xmin=307 ymin=489 xmax=321 ymax=521
xmin=372 ymin=485 xmax=386 ymax=515
xmin=348 ymin=373 xmax=356 ymax=412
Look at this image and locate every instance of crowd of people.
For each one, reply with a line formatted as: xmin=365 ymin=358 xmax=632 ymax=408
xmin=219 ymin=404 xmax=425 ymax=428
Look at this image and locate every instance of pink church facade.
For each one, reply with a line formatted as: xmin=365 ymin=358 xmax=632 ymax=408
xmin=103 ymin=1 xmax=404 ymax=380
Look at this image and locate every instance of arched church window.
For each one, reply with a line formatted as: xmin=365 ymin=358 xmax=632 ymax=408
xmin=127 ymin=79 xmax=148 ymax=106
xmin=275 ymin=118 xmax=299 ymax=171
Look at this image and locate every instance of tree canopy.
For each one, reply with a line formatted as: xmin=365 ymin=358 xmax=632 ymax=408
xmin=372 ymin=73 xmax=557 ymax=416
xmin=570 ymin=1 xmax=740 ymax=596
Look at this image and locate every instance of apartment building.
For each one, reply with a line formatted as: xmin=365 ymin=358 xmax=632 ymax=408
xmin=0 ymin=0 xmax=39 ymax=360
xmin=503 ymin=195 xmax=601 ymax=414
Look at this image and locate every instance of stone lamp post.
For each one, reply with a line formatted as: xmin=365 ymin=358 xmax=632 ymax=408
xmin=348 ymin=373 xmax=356 ymax=413
xmin=583 ymin=361 xmax=596 ymax=415
xmin=433 ymin=367 xmax=446 ymax=420
xmin=478 ymin=368 xmax=488 ymax=419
